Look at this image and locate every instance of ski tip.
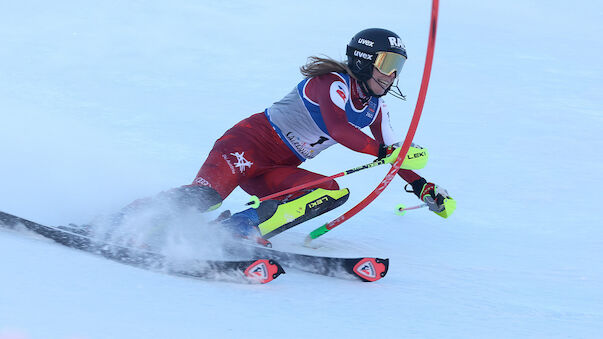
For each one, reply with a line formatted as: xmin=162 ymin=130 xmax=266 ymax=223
xmin=352 ymin=257 xmax=390 ymax=282
xmin=243 ymin=259 xmax=286 ymax=284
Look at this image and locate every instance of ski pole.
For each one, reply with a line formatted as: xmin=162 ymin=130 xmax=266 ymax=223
xmin=395 ymin=203 xmax=427 ymax=216
xmin=246 ymin=158 xmax=389 ymax=208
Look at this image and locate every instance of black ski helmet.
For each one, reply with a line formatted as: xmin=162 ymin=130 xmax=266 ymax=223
xmin=346 ymin=28 xmax=407 ymax=84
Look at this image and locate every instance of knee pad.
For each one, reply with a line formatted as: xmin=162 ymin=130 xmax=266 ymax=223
xmin=258 ymin=188 xmax=350 ymax=239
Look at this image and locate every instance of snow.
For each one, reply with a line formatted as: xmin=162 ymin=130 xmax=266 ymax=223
xmin=1 ymin=0 xmax=602 ymax=338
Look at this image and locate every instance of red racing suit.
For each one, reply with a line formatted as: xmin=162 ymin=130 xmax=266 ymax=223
xmin=193 ymin=72 xmax=421 ymax=200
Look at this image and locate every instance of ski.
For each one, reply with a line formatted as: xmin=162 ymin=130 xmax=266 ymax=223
xmin=229 ymin=245 xmax=389 ymax=282
xmin=215 ymin=209 xmax=389 ymax=282
xmin=0 ymin=211 xmax=284 ymax=284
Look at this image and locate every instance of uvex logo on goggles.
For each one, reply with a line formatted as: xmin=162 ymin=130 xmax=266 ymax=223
xmin=373 ymin=52 xmax=406 ymax=76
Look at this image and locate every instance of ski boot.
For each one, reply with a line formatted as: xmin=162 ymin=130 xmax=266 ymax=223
xmin=222 ymin=208 xmax=273 ymax=247
xmin=223 ymin=187 xmax=350 ymax=244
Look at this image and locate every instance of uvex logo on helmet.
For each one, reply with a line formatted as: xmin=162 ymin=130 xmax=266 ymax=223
xmin=357 ymin=38 xmax=374 ymax=47
xmin=388 ymin=37 xmax=405 ymax=49
xmin=353 ymin=50 xmax=373 ymax=60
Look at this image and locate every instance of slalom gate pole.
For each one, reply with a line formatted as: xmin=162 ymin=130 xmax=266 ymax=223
xmin=246 ymin=158 xmax=389 ymax=207
xmin=306 ymin=0 xmax=440 ymax=244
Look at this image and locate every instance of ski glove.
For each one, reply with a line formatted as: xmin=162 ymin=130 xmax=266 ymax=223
xmin=376 ymin=143 xmax=429 ymax=170
xmin=407 ymin=178 xmax=456 ymax=218
xmin=377 ymin=144 xmax=399 ymax=163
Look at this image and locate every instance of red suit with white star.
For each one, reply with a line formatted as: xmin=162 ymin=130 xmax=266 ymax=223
xmin=193 ymin=72 xmax=421 ymax=200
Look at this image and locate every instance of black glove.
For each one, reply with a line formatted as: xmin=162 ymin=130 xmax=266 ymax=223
xmin=376 ymin=143 xmax=399 ymax=163
xmin=406 ymin=178 xmax=456 ymax=218
xmin=376 ymin=143 xmax=428 ymax=169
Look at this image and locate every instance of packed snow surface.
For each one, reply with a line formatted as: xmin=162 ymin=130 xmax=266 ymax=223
xmin=1 ymin=1 xmax=602 ymax=338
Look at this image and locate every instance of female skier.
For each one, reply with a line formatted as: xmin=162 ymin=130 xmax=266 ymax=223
xmin=127 ymin=28 xmax=455 ymax=245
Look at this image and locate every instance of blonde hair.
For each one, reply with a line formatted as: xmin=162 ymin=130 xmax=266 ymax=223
xmin=300 ymin=56 xmax=357 ymax=79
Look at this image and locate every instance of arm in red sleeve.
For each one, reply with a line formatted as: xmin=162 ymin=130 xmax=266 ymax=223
xmin=306 ymin=74 xmax=380 ymax=156
xmin=398 ymin=168 xmax=422 ymax=184
xmin=306 ymin=74 xmax=423 ymax=185
xmin=369 ymin=104 xmax=423 ymax=184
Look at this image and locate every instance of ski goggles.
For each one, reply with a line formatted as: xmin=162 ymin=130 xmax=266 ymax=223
xmin=373 ymin=52 xmax=406 ymax=77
